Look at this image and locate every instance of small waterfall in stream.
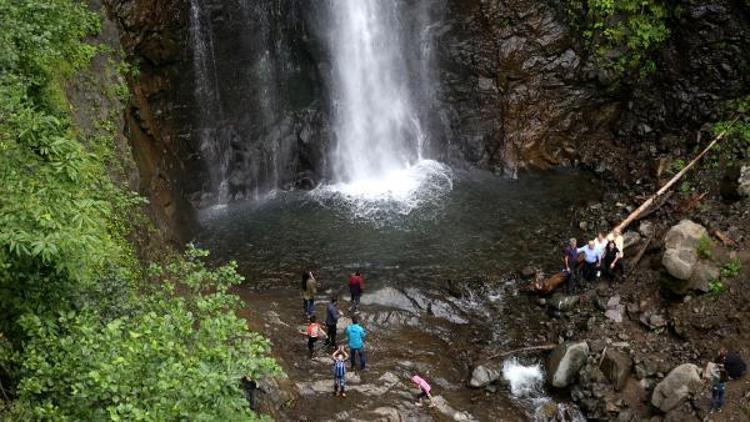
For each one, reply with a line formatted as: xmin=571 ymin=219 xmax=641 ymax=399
xmin=315 ymin=0 xmax=452 ymax=216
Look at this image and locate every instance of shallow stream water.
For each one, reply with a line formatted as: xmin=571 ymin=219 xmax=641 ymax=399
xmin=196 ymin=168 xmax=601 ymax=420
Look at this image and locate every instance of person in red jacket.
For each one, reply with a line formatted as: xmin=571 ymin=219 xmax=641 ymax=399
xmin=348 ymin=271 xmax=364 ymax=312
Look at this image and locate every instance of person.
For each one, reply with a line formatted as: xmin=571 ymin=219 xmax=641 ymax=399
xmin=348 ymin=271 xmax=364 ymax=312
xmin=601 ymin=240 xmax=623 ymax=283
xmin=301 ymin=315 xmax=326 ymax=359
xmin=411 ymin=374 xmax=435 ymax=408
xmin=563 ymin=238 xmax=580 ymax=292
xmin=332 ymin=346 xmax=349 ymax=398
xmin=577 ymin=240 xmax=601 ymax=282
xmin=325 ymin=295 xmax=341 ymax=347
xmin=241 ymin=376 xmax=262 ymax=411
xmin=345 ymin=315 xmax=367 ymax=371
xmin=607 ymin=228 xmax=625 ymax=259
xmin=301 ymin=271 xmax=317 ymax=318
xmin=706 ymin=350 xmax=728 ymax=413
xmin=593 ymin=232 xmax=608 ymax=258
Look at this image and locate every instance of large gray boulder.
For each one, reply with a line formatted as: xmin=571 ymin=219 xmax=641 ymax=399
xmin=547 ymin=341 xmax=589 ymax=388
xmin=661 ymin=220 xmax=720 ymax=295
xmin=662 ymin=220 xmax=707 ymax=281
xmin=469 ymin=363 xmax=502 ymax=388
xmin=651 ymin=364 xmax=702 ymax=412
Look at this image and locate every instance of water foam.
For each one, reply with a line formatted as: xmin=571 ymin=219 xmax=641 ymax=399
xmin=502 ymin=358 xmax=545 ymax=398
xmin=312 ymin=159 xmax=453 ymax=221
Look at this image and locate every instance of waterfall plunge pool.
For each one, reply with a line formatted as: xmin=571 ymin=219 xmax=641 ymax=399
xmin=196 ymin=167 xmax=600 ymax=286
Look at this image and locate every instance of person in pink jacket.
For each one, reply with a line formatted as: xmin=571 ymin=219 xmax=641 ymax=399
xmin=411 ymin=375 xmax=435 ymax=407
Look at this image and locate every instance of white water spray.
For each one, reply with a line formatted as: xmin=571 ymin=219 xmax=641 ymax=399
xmin=322 ymin=0 xmax=452 ymax=214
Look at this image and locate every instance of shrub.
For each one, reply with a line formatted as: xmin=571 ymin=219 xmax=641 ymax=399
xmin=564 ymin=0 xmax=670 ymax=83
xmin=13 ymin=246 xmax=280 ymax=420
xmin=720 ymin=258 xmax=742 ymax=279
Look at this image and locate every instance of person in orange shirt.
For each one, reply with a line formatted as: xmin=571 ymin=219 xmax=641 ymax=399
xmin=300 ymin=315 xmax=327 ymax=358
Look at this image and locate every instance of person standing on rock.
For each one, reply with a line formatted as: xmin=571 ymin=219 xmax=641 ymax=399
xmin=348 ymin=271 xmax=364 ymax=312
xmin=577 ymin=240 xmax=601 ymax=282
xmin=302 ymin=271 xmax=317 ymax=318
xmin=301 ymin=315 xmax=326 ymax=359
xmin=345 ymin=315 xmax=367 ymax=371
xmin=706 ymin=351 xmax=728 ymax=413
xmin=602 ymin=240 xmax=623 ymax=283
xmin=593 ymin=232 xmax=608 ymax=257
xmin=411 ymin=375 xmax=435 ymax=408
xmin=563 ymin=238 xmax=580 ymax=292
xmin=325 ymin=295 xmax=341 ymax=348
xmin=331 ymin=346 xmax=349 ymax=398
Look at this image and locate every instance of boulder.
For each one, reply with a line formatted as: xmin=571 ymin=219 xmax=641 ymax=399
xmin=601 ymin=349 xmax=632 ymax=391
xmin=662 ymin=220 xmax=712 ymax=294
xmin=469 ymin=363 xmax=502 ymax=388
xmin=623 ymin=231 xmax=641 ymax=250
xmin=547 ymin=341 xmax=589 ymax=388
xmin=651 ymin=364 xmax=702 ymax=412
xmin=739 ymin=165 xmax=750 ymax=197
xmin=688 ymin=261 xmax=720 ymax=293
xmin=549 ymin=293 xmax=579 ymax=312
xmin=638 ymin=221 xmax=655 ymax=238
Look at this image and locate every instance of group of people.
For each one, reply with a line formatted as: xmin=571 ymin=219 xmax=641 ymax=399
xmin=299 ymin=270 xmax=435 ymax=407
xmin=563 ymin=228 xmax=625 ymax=291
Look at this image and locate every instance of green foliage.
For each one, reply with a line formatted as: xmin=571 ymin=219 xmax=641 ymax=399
xmin=712 ymin=96 xmax=750 ymax=165
xmin=0 ymin=0 xmax=116 ymax=324
xmin=708 ymin=279 xmax=725 ymax=295
xmin=565 ymin=0 xmax=670 ymax=83
xmin=13 ymin=246 xmax=280 ymax=421
xmin=696 ymin=235 xmax=713 ymax=260
xmin=720 ymin=258 xmax=741 ymax=279
xmin=666 ymin=159 xmax=686 ymax=175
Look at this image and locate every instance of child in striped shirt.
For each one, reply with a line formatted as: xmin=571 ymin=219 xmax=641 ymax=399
xmin=332 ymin=346 xmax=349 ymax=397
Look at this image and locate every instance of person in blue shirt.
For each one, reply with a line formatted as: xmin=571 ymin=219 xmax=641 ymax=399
xmin=345 ymin=315 xmax=367 ymax=371
xmin=577 ymin=240 xmax=601 ymax=282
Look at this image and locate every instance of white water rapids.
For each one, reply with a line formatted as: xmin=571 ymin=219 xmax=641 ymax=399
xmin=319 ymin=0 xmax=452 ymax=216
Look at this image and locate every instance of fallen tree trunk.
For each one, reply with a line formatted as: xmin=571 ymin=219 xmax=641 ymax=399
xmin=528 ymin=272 xmax=568 ymax=295
xmin=612 ymin=121 xmax=736 ymax=235
xmin=486 ymin=344 xmax=557 ymax=361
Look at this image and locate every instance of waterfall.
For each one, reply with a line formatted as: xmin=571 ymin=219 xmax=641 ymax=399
xmin=319 ymin=0 xmax=452 ymax=214
xmin=189 ymin=0 xmax=229 ymax=202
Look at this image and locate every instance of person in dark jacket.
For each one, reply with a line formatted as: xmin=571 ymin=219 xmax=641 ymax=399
xmin=348 ymin=271 xmax=364 ymax=312
xmin=563 ymin=238 xmax=579 ymax=292
xmin=325 ymin=295 xmax=341 ymax=347
xmin=241 ymin=376 xmax=262 ymax=411
xmin=602 ymin=240 xmax=623 ymax=283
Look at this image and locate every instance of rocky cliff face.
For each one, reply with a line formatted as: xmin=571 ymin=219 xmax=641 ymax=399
xmin=106 ymin=0 xmax=195 ymax=239
xmin=105 ymin=0 xmax=750 ymax=230
xmin=433 ymin=0 xmax=618 ymax=173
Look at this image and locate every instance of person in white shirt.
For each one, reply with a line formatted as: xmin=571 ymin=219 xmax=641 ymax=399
xmin=577 ymin=240 xmax=601 ymax=282
xmin=593 ymin=232 xmax=608 ymax=258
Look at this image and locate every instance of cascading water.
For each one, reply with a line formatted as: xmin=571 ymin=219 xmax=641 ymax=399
xmin=189 ymin=0 xmax=230 ymax=202
xmin=316 ymin=0 xmax=452 ymax=216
